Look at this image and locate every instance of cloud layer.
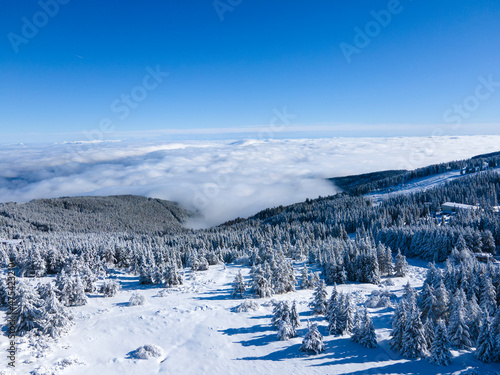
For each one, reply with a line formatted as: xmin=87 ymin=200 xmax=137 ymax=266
xmin=1 ymin=136 xmax=499 ymax=227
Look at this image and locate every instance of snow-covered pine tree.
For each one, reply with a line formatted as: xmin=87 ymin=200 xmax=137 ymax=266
xmin=474 ymin=313 xmax=496 ymax=363
xmin=434 ymin=281 xmax=449 ymax=322
xmin=394 ymin=249 xmax=408 ymax=277
xmin=232 ymin=271 xmax=246 ymax=298
xmin=428 ymin=320 xmax=452 ymax=366
xmin=422 ymin=317 xmax=435 ymax=349
xmin=290 ymin=301 xmax=300 ymax=329
xmin=352 ymin=308 xmax=377 ymax=348
xmin=419 ymin=283 xmax=437 ymax=322
xmin=301 ymin=265 xmax=313 ymax=289
xmin=401 ymin=304 xmax=428 ymax=359
xmin=272 ymin=301 xmax=290 ymax=327
xmin=56 ymin=273 xmax=88 ymax=307
xmin=479 ymin=274 xmax=497 ymax=316
xmin=448 ymin=289 xmax=472 ymax=349
xmin=385 ymin=246 xmax=394 ymax=276
xmin=164 ymin=263 xmax=182 ymax=288
xmin=300 ymin=322 xmax=325 ymax=354
xmin=252 ymin=265 xmax=273 ymax=298
xmin=277 ymin=318 xmax=295 ymax=341
xmin=99 ymin=280 xmax=120 ymax=298
xmin=338 ymin=293 xmax=355 ymax=335
xmin=309 ymin=280 xmax=328 ymax=315
xmin=13 ymin=281 xmax=44 ymax=336
xmin=40 ymin=283 xmax=73 ymax=339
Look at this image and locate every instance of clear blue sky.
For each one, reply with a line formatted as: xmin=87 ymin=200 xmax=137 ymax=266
xmin=1 ymin=0 xmax=500 ymax=143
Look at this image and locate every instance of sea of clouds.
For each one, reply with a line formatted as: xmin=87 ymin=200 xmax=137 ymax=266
xmin=1 ymin=135 xmax=499 ymax=227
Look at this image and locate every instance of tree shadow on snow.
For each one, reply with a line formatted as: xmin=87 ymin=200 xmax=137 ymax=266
xmin=237 ymin=342 xmax=303 ymax=361
xmin=219 ymin=324 xmax=275 ymax=336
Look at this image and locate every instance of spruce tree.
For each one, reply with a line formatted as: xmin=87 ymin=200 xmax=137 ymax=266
xmin=232 ymin=271 xmax=246 ymax=298
xmin=300 ymin=322 xmax=325 ymax=354
xmin=448 ymin=290 xmax=472 ymax=349
xmin=474 ymin=314 xmax=496 ymax=363
xmin=394 ymin=249 xmax=408 ymax=277
xmin=428 ymin=320 xmax=452 ymax=366
xmin=309 ymin=280 xmax=328 ymax=315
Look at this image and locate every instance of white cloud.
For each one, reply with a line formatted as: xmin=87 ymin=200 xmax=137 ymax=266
xmin=1 ymin=135 xmax=499 ymax=227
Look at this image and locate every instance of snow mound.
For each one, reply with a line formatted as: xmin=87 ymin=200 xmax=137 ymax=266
xmin=128 ymin=344 xmax=164 ymax=359
xmin=365 ymin=289 xmax=396 ymax=308
xmin=234 ymin=299 xmax=260 ymax=312
xmin=128 ymin=292 xmax=146 ymax=306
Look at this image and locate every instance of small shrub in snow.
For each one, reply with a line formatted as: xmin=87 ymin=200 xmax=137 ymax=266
xmin=128 ymin=292 xmax=146 ymax=306
xmin=99 ymin=280 xmax=120 ymax=297
xmin=365 ymin=289 xmax=395 ymax=308
xmin=129 ymin=344 xmax=163 ymax=359
xmin=234 ymin=299 xmax=260 ymax=312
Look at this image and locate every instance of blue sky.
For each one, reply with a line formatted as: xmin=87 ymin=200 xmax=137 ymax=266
xmin=1 ymin=0 xmax=500 ymax=143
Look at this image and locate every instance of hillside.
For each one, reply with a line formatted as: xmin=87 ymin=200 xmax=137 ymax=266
xmin=0 ymin=195 xmax=195 ymax=236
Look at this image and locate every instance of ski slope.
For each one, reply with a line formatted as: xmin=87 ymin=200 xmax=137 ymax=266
xmin=367 ymin=168 xmax=500 ymax=204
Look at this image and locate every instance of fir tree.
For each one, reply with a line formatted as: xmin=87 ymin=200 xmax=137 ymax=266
xmin=448 ymin=290 xmax=472 ymax=349
xmin=309 ymin=280 xmax=328 ymax=315
xmin=428 ymin=320 xmax=452 ymax=366
xmin=352 ymin=308 xmax=377 ymax=348
xmin=290 ymin=301 xmax=300 ymax=329
xmin=474 ymin=314 xmax=496 ymax=363
xmin=232 ymin=271 xmax=246 ymax=298
xmin=41 ymin=283 xmax=73 ymax=339
xmin=13 ymin=281 xmax=44 ymax=336
xmin=300 ymin=322 xmax=325 ymax=354
xmin=164 ymin=264 xmax=183 ymax=288
xmin=394 ymin=250 xmax=408 ymax=277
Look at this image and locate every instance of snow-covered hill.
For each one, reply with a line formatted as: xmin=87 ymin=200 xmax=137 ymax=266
xmin=2 ymin=262 xmax=499 ymax=375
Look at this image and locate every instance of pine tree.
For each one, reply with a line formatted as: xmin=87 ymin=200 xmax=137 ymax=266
xmin=389 ymin=301 xmax=407 ymax=353
xmin=422 ymin=317 xmax=435 ymax=349
xmin=474 ymin=314 xmax=496 ymax=363
xmin=277 ymin=319 xmax=295 ymax=341
xmin=419 ymin=283 xmax=437 ymax=321
xmin=479 ymin=275 xmax=497 ymax=316
xmin=300 ymin=322 xmax=325 ymax=354
xmin=232 ymin=271 xmax=246 ymax=298
xmin=13 ymin=281 xmax=44 ymax=336
xmin=352 ymin=308 xmax=377 ymax=348
xmin=164 ymin=263 xmax=183 ymax=288
xmin=56 ymin=273 xmax=88 ymax=307
xmin=99 ymin=280 xmax=120 ymax=298
xmin=434 ymin=281 xmax=449 ymax=322
xmin=394 ymin=250 xmax=408 ymax=277
xmin=272 ymin=301 xmax=289 ymax=327
xmin=290 ymin=301 xmax=300 ymax=329
xmin=301 ymin=265 xmax=313 ymax=289
xmin=309 ymin=280 xmax=328 ymax=315
xmin=448 ymin=290 xmax=472 ymax=349
xmin=401 ymin=305 xmax=428 ymax=359
xmin=385 ymin=246 xmax=394 ymax=276
xmin=428 ymin=320 xmax=452 ymax=366
xmin=41 ymin=283 xmax=73 ymax=339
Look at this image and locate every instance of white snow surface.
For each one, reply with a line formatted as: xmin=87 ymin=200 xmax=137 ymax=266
xmin=1 ymin=136 xmax=499 ymax=226
xmin=2 ymin=262 xmax=500 ymax=375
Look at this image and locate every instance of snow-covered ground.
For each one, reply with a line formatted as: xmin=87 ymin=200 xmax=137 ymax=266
xmin=2 ymin=261 xmax=499 ymax=375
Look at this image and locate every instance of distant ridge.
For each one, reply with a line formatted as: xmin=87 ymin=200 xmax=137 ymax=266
xmin=0 ymin=195 xmax=195 ymax=235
